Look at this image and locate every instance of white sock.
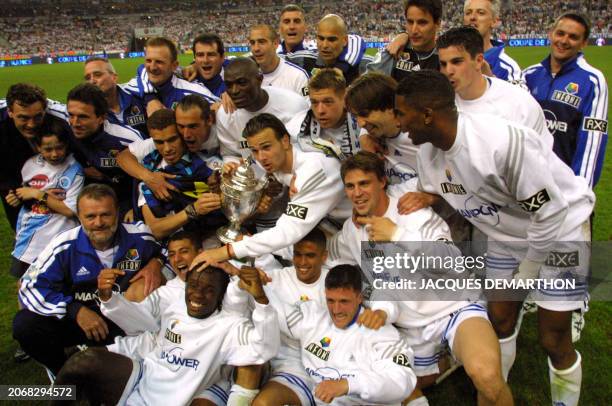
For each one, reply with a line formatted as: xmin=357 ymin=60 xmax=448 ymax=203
xmin=406 ymin=395 xmax=430 ymax=406
xmin=549 ymin=351 xmax=582 ymax=406
xmin=499 ymin=328 xmax=518 ymax=382
xmin=226 ymin=384 xmax=259 ymax=406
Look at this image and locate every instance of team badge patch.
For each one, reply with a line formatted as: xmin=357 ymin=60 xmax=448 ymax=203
xmin=126 ymin=249 xmax=140 ymax=261
xmin=300 ymin=295 xmax=310 ymax=302
xmin=320 ymin=337 xmax=331 ymax=348
xmin=518 ymin=189 xmax=550 ymax=212
xmin=445 ymin=168 xmax=452 ymax=182
xmin=565 ymin=82 xmax=579 ymax=94
xmin=286 ymin=203 xmax=308 ymax=220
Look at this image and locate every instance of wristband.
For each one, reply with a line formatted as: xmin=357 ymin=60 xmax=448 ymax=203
xmin=185 ymin=203 xmax=198 ymax=220
xmin=226 ymin=243 xmax=233 ymax=259
xmin=39 ymin=192 xmax=48 ymax=204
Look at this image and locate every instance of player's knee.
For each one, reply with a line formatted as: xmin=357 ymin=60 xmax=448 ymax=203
xmin=64 ymin=347 xmax=107 ymax=376
xmin=252 ymin=390 xmax=276 ymax=406
xmin=12 ymin=309 xmax=38 ymax=342
xmin=487 ymin=311 xmax=517 ymax=338
xmin=464 ymin=356 xmax=503 ymax=401
xmin=538 ymin=328 xmax=572 ymax=357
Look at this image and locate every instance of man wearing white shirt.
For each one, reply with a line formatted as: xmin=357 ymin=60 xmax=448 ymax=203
xmin=215 ymin=57 xmax=309 ymax=163
xmin=327 ymin=152 xmax=513 ymax=405
xmin=249 ymin=24 xmax=309 ymax=97
xmin=286 ymin=69 xmax=361 ymax=160
xmin=395 ymin=70 xmax=593 ymax=406
xmin=191 ymin=113 xmax=348 ymax=271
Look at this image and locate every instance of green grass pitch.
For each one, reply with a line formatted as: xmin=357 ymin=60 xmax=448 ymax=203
xmin=0 ymin=47 xmax=610 ymax=405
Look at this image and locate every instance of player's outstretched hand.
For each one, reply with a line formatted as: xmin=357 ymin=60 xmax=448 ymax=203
xmin=220 ymin=92 xmax=236 ymax=114
xmin=256 ymin=195 xmax=273 ymax=214
xmin=357 ymin=308 xmax=388 ymax=330
xmin=194 ymin=193 xmax=222 ymax=215
xmin=355 ymin=216 xmax=398 ymax=241
xmin=397 ymin=191 xmax=439 ymax=215
xmin=359 ymin=133 xmax=386 ymax=157
xmin=130 ymin=259 xmax=163 ymax=297
xmin=97 ymin=268 xmax=125 ymax=301
xmin=181 ymin=64 xmax=197 ymax=82
xmin=190 ymin=246 xmax=230 ymax=273
xmin=76 ymin=307 xmax=109 ymax=342
xmin=315 ymin=379 xmax=349 ymax=403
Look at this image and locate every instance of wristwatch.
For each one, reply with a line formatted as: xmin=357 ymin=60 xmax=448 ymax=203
xmin=38 ymin=192 xmax=49 ymax=204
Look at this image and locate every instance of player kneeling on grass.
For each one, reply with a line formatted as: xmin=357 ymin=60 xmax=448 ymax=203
xmin=242 ymin=264 xmax=416 ymax=405
xmin=53 ymin=265 xmax=280 ymax=406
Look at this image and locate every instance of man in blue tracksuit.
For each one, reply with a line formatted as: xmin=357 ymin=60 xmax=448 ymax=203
xmin=13 ymin=184 xmax=162 ymax=375
xmin=524 ymin=13 xmax=608 ymax=188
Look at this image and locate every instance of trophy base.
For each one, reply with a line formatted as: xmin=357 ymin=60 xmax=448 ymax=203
xmin=216 ymin=226 xmax=243 ymax=245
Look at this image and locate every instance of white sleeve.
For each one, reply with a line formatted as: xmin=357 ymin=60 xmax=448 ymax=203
xmin=222 ymin=302 xmax=280 ymax=365
xmin=215 ymin=114 xmax=242 ymax=163
xmin=346 ymin=326 xmax=416 ymax=403
xmin=62 ymin=161 xmax=84 ymax=214
xmin=326 ymin=227 xmax=358 ymax=265
xmin=100 ymin=291 xmax=162 ymax=335
xmin=263 ymin=287 xmax=317 ymax=340
xmin=502 ymin=126 xmax=569 ymax=262
xmin=128 ymin=138 xmax=156 ymax=162
xmin=232 ymin=163 xmax=344 ymax=258
xmin=107 ymin=331 xmax=157 ymax=360
xmin=221 ymin=277 xmax=251 ymax=316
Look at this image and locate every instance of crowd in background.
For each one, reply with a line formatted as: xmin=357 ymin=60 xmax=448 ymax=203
xmin=1 ymin=0 xmax=610 ymax=56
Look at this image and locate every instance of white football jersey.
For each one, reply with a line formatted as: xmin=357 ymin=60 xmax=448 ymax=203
xmin=263 ymin=58 xmax=309 ymax=97
xmin=417 ymin=112 xmax=594 ymax=263
xmin=328 ymin=196 xmax=468 ymax=327
xmin=455 ymin=76 xmax=553 ymax=149
xmin=266 ymin=294 xmax=417 ymax=405
xmin=215 ymin=86 xmax=309 ymax=162
xmin=104 ymin=293 xmax=280 ymax=406
xmin=12 ymin=154 xmax=83 ymax=264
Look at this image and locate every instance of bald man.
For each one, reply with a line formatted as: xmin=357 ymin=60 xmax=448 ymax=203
xmin=286 ymin=14 xmax=371 ymax=85
xmin=249 ymin=24 xmax=309 ymax=96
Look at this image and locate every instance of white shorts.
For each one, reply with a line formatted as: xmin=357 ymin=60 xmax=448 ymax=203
xmin=398 ymin=302 xmax=489 ymax=376
xmin=268 ymin=358 xmax=316 ymax=406
xmin=486 ymin=221 xmax=590 ymax=312
xmin=118 ymin=359 xmax=144 ymax=406
xmin=194 ymin=380 xmax=230 ymax=405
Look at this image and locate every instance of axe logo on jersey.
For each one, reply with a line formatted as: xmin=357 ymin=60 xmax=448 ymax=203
xmin=440 ymin=182 xmax=467 ymax=195
xmin=545 ymin=251 xmax=579 ymax=268
xmin=165 ymin=319 xmax=182 ymax=344
xmin=305 ymin=342 xmax=330 ymax=361
xmin=161 ymin=346 xmax=200 ymax=371
xmin=518 ymin=189 xmax=550 ymax=212
xmin=101 ymin=150 xmax=119 ymax=168
xmin=286 ymin=203 xmax=308 ymax=220
xmin=552 ymin=90 xmax=581 ymax=108
xmin=239 ymin=140 xmax=249 ymax=149
xmin=582 ymin=117 xmax=608 ymax=133
xmin=392 ymin=353 xmax=412 ymax=367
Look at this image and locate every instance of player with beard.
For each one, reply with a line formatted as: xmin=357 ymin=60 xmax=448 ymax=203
xmin=13 ymin=184 xmax=163 ymax=377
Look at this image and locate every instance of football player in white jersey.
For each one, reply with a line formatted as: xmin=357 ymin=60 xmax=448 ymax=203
xmin=55 ymin=265 xmax=280 ymax=406
xmin=286 ymin=69 xmax=360 ymax=159
xmin=345 ymin=72 xmax=420 ymax=199
xmin=249 ymin=24 xmax=309 ymax=97
xmin=327 ymin=152 xmax=513 ymax=405
xmin=191 ymin=113 xmax=348 ymax=270
xmin=395 ymin=70 xmax=593 ymax=406
xmin=243 ymin=263 xmax=417 ymax=405
xmin=215 ymin=57 xmax=309 ymax=163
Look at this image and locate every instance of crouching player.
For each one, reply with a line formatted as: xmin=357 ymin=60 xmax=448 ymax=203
xmin=53 ymin=265 xmax=280 ymax=405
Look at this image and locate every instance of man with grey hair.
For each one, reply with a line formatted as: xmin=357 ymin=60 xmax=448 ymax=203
xmin=83 ymin=57 xmax=148 ymax=134
xmin=463 ymin=0 xmax=524 ymax=85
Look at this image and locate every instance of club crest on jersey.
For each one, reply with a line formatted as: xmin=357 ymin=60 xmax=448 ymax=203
xmin=286 ymin=203 xmax=308 ymax=220
xmin=171 ymin=102 xmax=179 ymax=111
xmin=320 ymin=337 xmax=331 ymax=348
xmin=126 ymin=249 xmax=140 ymax=261
xmin=518 ymin=189 xmax=550 ymax=212
xmin=552 ymin=90 xmax=581 ymax=108
xmin=165 ymin=319 xmax=182 ymax=344
xmin=300 ymin=295 xmax=310 ymax=302
xmin=101 ymin=150 xmax=119 ymax=167
xmin=445 ymin=169 xmax=452 ymax=181
xmin=565 ymin=82 xmax=579 ymax=94
xmin=305 ymin=342 xmax=330 ymax=361
xmin=393 ymin=353 xmax=412 ymax=367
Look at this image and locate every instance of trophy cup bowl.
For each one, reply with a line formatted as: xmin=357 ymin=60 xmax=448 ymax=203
xmin=216 ymin=158 xmax=268 ymax=244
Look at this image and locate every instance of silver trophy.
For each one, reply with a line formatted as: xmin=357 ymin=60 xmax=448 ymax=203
xmin=216 ymin=158 xmax=269 ymax=244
